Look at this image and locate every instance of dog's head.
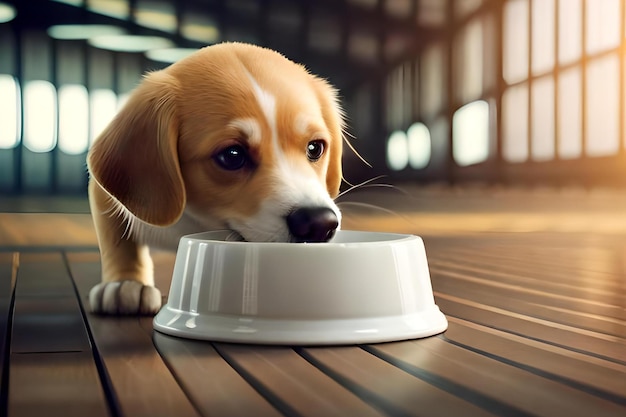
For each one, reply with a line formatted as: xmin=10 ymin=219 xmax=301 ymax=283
xmin=88 ymin=43 xmax=343 ymax=242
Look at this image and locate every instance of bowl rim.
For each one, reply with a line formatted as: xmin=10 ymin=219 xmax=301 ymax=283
xmin=180 ymin=229 xmax=419 ymax=248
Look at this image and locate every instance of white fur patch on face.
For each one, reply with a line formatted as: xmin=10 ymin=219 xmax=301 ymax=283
xmin=228 ymin=118 xmax=262 ymax=145
xmin=294 ymin=113 xmax=311 ymax=136
xmin=245 ymin=71 xmax=278 ymax=152
xmin=233 ymin=70 xmax=341 ymax=242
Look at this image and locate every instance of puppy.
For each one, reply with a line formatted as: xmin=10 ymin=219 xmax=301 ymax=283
xmin=87 ymin=42 xmax=344 ymax=315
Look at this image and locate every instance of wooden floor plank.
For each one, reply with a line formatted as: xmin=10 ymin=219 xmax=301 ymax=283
xmin=436 ymin=293 xmax=626 ymax=363
xmin=369 ymin=338 xmax=626 ymax=417
xmin=428 ymin=257 xmax=625 ymax=304
xmin=300 ymin=346 xmax=497 ymax=417
xmin=12 ymin=253 xmax=91 ymax=353
xmin=15 ymin=253 xmax=77 ymax=297
xmin=0 ymin=214 xmax=96 ymax=247
xmin=430 ymin=244 xmax=626 ymax=287
xmin=153 ymin=333 xmax=282 ymax=417
xmin=8 ymin=251 xmax=109 ymax=417
xmin=9 ymin=352 xmax=109 ymax=417
xmin=66 ymin=252 xmax=201 ymax=417
xmin=431 ymin=265 xmax=625 ymax=316
xmin=215 ymin=343 xmax=386 ymax=417
xmin=431 ymin=271 xmax=626 ymax=337
xmin=443 ymin=318 xmax=626 ymax=403
xmin=0 ymin=253 xmax=16 ymax=411
xmin=429 ymin=253 xmax=626 ymax=296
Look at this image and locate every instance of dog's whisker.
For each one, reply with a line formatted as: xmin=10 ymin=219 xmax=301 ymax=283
xmin=336 ymin=201 xmax=400 ymax=216
xmin=336 ymin=175 xmax=390 ymax=198
xmin=337 ymin=201 xmax=421 ymax=231
xmin=339 ymin=180 xmax=418 ymax=204
xmin=342 ymin=134 xmax=371 ymax=168
xmin=337 ymin=183 xmax=398 ymax=199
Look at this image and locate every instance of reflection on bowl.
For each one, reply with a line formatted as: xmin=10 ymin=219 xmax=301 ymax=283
xmin=153 ymin=230 xmax=448 ymax=345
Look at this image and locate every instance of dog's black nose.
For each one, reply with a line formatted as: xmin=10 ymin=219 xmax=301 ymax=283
xmin=286 ymin=207 xmax=339 ymax=243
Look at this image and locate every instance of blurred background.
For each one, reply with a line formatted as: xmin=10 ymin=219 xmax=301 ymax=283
xmin=0 ymin=0 xmax=625 ymax=198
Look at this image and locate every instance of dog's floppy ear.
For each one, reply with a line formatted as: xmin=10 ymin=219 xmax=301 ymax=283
xmin=314 ymin=79 xmax=344 ymax=198
xmin=87 ymin=71 xmax=185 ymax=226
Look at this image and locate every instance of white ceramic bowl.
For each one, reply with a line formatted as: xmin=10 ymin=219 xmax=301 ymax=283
xmin=153 ymin=230 xmax=447 ymax=345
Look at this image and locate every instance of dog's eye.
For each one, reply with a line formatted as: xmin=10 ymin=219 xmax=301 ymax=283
xmin=214 ymin=145 xmax=248 ymax=170
xmin=306 ymin=140 xmax=325 ymax=162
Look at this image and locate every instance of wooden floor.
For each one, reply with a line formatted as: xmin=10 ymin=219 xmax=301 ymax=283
xmin=0 ymin=187 xmax=625 ymax=417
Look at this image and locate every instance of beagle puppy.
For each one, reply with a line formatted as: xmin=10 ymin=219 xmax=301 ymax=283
xmin=87 ymin=43 xmax=344 ymax=315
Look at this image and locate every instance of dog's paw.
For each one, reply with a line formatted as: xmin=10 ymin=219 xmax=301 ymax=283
xmin=89 ymin=281 xmax=162 ymax=315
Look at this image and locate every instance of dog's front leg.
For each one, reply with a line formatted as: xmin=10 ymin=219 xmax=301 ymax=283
xmin=88 ymin=180 xmax=162 ymax=315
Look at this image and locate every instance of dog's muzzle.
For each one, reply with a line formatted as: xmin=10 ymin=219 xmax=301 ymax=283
xmin=286 ymin=207 xmax=339 ymax=243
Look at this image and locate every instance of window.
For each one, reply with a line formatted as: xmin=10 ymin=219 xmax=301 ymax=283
xmin=90 ymin=89 xmax=118 ymax=145
xmin=58 ymin=84 xmax=89 ymax=155
xmin=418 ymin=0 xmax=446 ymax=27
xmin=453 ymin=101 xmax=490 ymax=166
xmin=0 ymin=2 xmax=16 ymax=23
xmin=135 ymin=0 xmax=177 ymax=33
xmin=308 ymin=13 xmax=341 ymax=54
xmin=420 ymin=43 xmax=445 ymax=119
xmin=557 ymin=68 xmax=582 ymax=159
xmin=586 ymin=55 xmax=619 ymax=157
xmin=531 ymin=77 xmax=555 ymax=161
xmin=558 ymin=0 xmax=581 ymax=65
xmin=455 ymin=0 xmax=483 ymax=19
xmin=531 ymin=0 xmax=554 ymax=75
xmin=385 ymin=63 xmax=413 ymax=133
xmin=0 ymin=74 xmax=19 ymax=149
xmin=503 ymin=0 xmax=528 ymax=85
xmin=585 ymin=0 xmax=620 ymax=55
xmin=502 ymin=84 xmax=528 ymax=163
xmin=501 ymin=0 xmax=623 ymax=163
xmin=407 ymin=123 xmax=431 ymax=169
xmin=387 ymin=130 xmax=409 ymax=171
xmin=181 ymin=11 xmax=220 ymax=43
xmin=349 ymin=31 xmax=379 ymax=62
xmin=87 ymin=0 xmax=130 ymax=19
xmin=23 ymin=80 xmax=57 ymax=153
xmin=454 ymin=19 xmax=483 ymax=103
